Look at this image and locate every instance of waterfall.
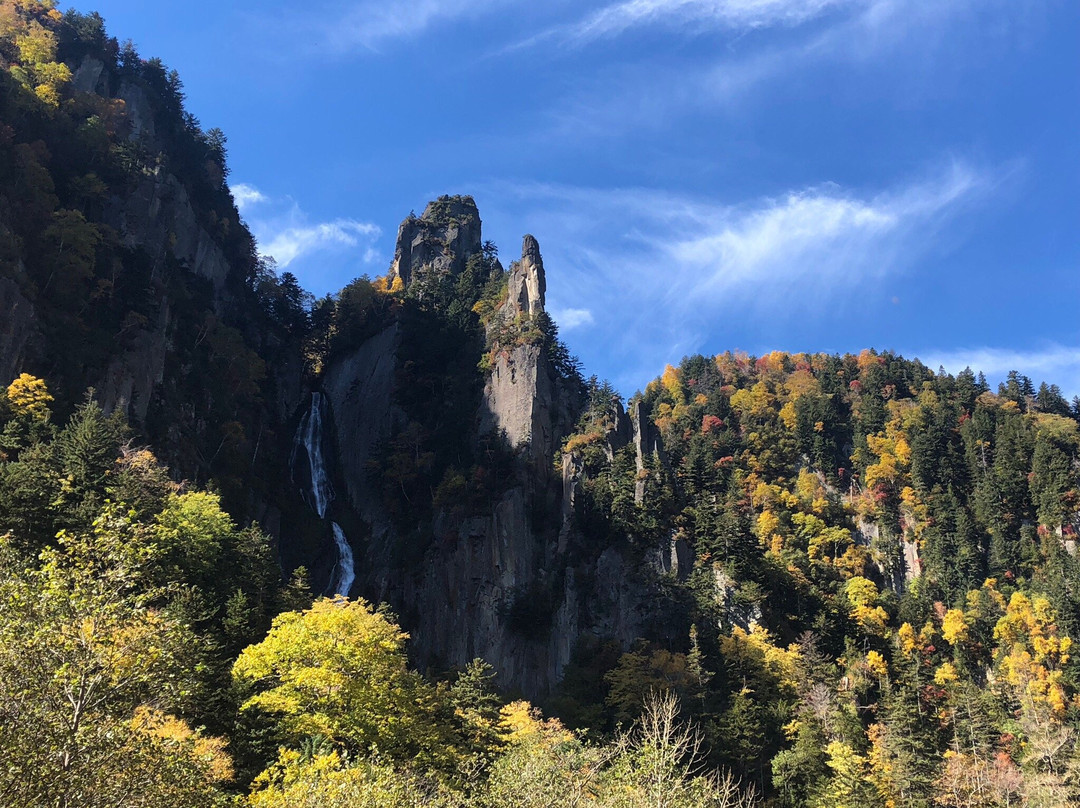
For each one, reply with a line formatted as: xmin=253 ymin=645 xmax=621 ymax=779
xmin=330 ymin=523 xmax=355 ymax=597
xmin=291 ymin=392 xmax=355 ymax=596
xmin=292 ymin=393 xmax=334 ymax=519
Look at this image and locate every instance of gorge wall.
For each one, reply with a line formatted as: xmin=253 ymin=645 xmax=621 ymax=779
xmin=318 ymin=199 xmax=664 ymax=694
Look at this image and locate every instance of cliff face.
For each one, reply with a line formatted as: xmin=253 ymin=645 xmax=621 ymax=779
xmin=322 ymin=323 xmax=402 ymax=519
xmin=388 ymin=196 xmax=482 ymax=291
xmin=0 ymin=276 xmax=36 ymax=386
xmin=1 ymin=43 xmax=306 ymax=523
xmin=319 ymin=205 xmax=655 ymax=695
xmin=2 ymin=54 xmax=258 ymax=420
xmin=4 ymin=23 xmax=663 ymax=695
xmin=0 ymin=12 xmax=672 ymax=704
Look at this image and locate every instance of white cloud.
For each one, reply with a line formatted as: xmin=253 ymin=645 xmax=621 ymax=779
xmin=230 ymin=183 xmax=382 ymax=284
xmin=231 ymin=183 xmax=268 ymax=213
xmin=310 ymin=0 xmax=513 ymax=53
xmin=538 ymin=0 xmax=863 ymax=47
xmin=667 ymin=163 xmax=984 ymax=297
xmin=261 ymin=220 xmax=381 ymax=268
xmin=480 ymin=160 xmax=996 ymax=389
xmin=553 ymin=307 xmax=595 ymax=330
xmin=916 ymin=345 xmax=1080 ymax=397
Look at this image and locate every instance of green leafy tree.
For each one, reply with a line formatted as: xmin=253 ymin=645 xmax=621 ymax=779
xmin=0 ymin=511 xmax=226 ymax=807
xmin=232 ymin=598 xmax=461 ymax=770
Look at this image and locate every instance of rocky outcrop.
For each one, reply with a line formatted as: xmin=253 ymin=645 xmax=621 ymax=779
xmin=631 ymin=399 xmax=664 ymax=504
xmin=322 ymin=323 xmax=402 ymax=517
xmin=603 ymin=396 xmax=632 ymax=461
xmin=108 ymin=169 xmax=232 ymax=295
xmin=314 ymin=207 xmax=655 ymax=695
xmin=396 ymin=486 xmax=655 ymax=694
xmin=117 ymin=80 xmax=156 ymax=144
xmin=0 ymin=276 xmax=37 ymax=387
xmin=388 ymin=196 xmax=481 ymax=291
xmin=507 ymin=234 xmax=545 ymax=317
xmin=2 ymin=56 xmax=246 ymax=422
xmin=71 ymin=56 xmax=107 ymax=94
xmin=855 ymin=517 xmax=922 ymax=594
xmin=713 ymin=566 xmax=761 ymax=631
xmin=98 ymin=300 xmax=171 ymax=420
xmin=479 ymin=235 xmax=577 ymax=475
xmin=652 ymin=531 xmax=693 ymax=582
xmin=480 ymin=343 xmax=553 ymax=467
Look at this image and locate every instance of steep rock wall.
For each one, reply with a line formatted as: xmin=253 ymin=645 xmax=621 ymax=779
xmin=5 ymin=56 xmax=247 ymax=420
xmin=320 ymin=214 xmax=653 ymax=695
xmin=322 ymin=323 xmax=402 ymax=517
xmin=0 ymin=276 xmax=37 ymax=387
xmin=388 ymin=196 xmax=481 ymax=290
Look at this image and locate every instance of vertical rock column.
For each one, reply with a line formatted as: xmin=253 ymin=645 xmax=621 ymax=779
xmin=480 ymin=234 xmax=554 ymax=473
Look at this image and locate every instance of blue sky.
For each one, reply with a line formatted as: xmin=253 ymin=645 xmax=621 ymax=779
xmin=72 ymin=0 xmax=1079 ymax=394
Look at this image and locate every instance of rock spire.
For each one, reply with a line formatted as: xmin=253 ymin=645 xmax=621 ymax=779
xmin=388 ymin=195 xmax=482 ymax=289
xmin=508 ymin=234 xmax=546 ymax=317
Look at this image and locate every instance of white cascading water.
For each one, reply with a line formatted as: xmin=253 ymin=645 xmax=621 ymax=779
xmin=330 ymin=523 xmax=355 ymax=597
xmin=292 ymin=392 xmax=355 ymax=596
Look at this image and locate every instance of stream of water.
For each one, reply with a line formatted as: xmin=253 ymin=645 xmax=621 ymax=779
xmin=292 ymin=392 xmax=355 ymax=596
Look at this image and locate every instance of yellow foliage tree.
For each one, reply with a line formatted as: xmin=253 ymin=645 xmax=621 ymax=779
xmin=941 ymin=609 xmax=970 ymax=647
xmin=993 ymin=592 xmax=1073 ymax=720
xmin=233 ymin=598 xmax=459 ymax=768
xmin=845 ymin=577 xmax=889 ymax=636
xmin=5 ymin=372 xmax=53 ymax=419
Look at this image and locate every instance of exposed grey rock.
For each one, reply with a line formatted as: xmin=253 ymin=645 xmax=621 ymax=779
xmin=322 ymin=323 xmax=402 ymax=516
xmin=507 ymin=234 xmax=545 ymax=317
xmin=72 ymin=56 xmax=106 ymax=94
xmin=652 ymin=532 xmax=693 ymax=582
xmin=109 ymin=170 xmax=232 ymax=294
xmin=0 ymin=276 xmax=37 ymax=387
xmin=271 ymin=348 xmax=306 ymax=424
xmin=559 ymin=450 xmax=584 ymax=553
xmin=713 ymin=566 xmax=761 ymax=631
xmin=856 ymin=517 xmax=922 ymax=593
xmin=583 ymin=548 xmax=654 ymax=650
xmin=118 ymin=80 xmax=156 ymax=144
xmin=631 ymin=398 xmax=664 ymax=504
xmin=99 ymin=298 xmax=171 ymax=421
xmin=902 ymin=538 xmax=922 ymax=584
xmin=388 ymin=196 xmax=481 ymax=290
xmin=478 ymin=234 xmax=578 ymax=477
xmin=480 ymin=343 xmax=550 ymax=463
xmin=604 ymin=396 xmax=631 ymax=461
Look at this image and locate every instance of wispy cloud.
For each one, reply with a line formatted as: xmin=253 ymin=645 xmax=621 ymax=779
xmin=260 ymin=220 xmax=380 ymax=268
xmin=526 ymin=0 xmax=863 ymax=49
xmin=231 ymin=183 xmax=268 ymax=213
xmin=230 ymin=183 xmax=382 ymax=290
xmin=553 ymin=307 xmax=595 ymax=330
xmin=483 ymin=160 xmax=997 ymax=389
xmin=668 ymin=163 xmax=984 ymax=297
xmin=537 ymin=0 xmax=1038 ymax=138
xmin=305 ymin=0 xmax=513 ymax=53
xmin=916 ymin=345 xmax=1080 ymax=398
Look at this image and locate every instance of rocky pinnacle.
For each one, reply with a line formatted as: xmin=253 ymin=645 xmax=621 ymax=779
xmin=510 ymin=234 xmax=546 ymax=317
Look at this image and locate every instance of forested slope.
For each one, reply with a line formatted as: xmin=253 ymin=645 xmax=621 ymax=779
xmin=551 ymin=351 xmax=1080 ymax=805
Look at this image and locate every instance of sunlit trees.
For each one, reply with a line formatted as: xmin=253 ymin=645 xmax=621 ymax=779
xmin=232 ymin=597 xmax=460 ymax=769
xmin=0 ymin=514 xmax=228 ymax=806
